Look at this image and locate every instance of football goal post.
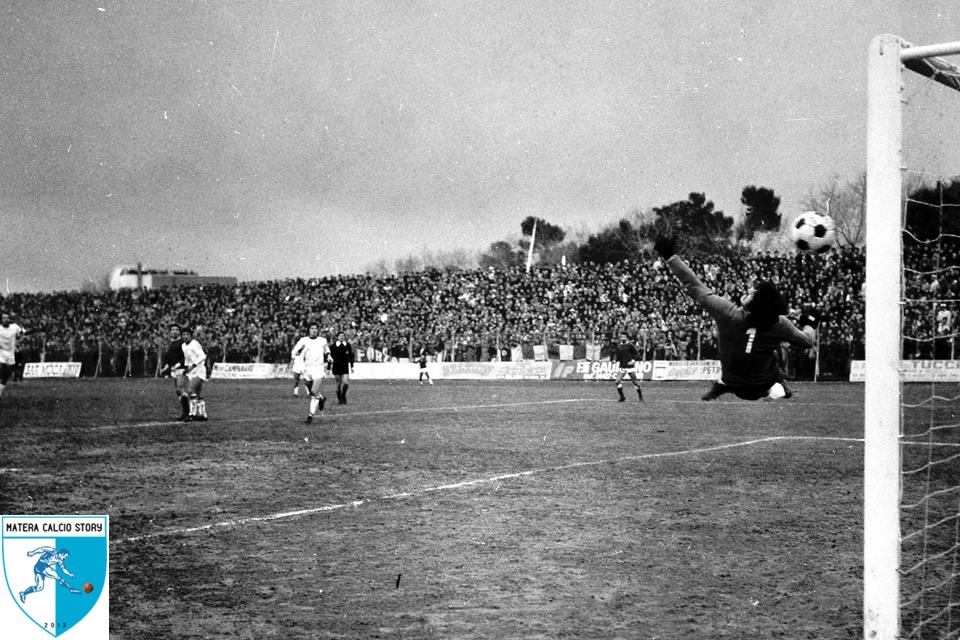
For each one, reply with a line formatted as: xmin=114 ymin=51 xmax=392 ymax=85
xmin=865 ymin=35 xmax=960 ymax=640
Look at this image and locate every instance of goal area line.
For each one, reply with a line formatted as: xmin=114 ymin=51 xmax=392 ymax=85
xmin=120 ymin=434 xmax=865 ymax=544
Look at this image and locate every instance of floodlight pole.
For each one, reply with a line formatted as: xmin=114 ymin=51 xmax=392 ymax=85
xmin=864 ymin=33 xmax=903 ymax=640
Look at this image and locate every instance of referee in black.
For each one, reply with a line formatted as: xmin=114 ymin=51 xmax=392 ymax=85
xmin=158 ymin=323 xmax=189 ymax=421
xmin=330 ymin=331 xmax=355 ymax=405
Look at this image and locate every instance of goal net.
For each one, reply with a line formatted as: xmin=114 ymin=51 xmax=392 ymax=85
xmin=865 ymin=35 xmax=960 ymax=640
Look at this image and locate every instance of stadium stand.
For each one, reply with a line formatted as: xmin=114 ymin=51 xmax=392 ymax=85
xmin=0 ymin=245 xmax=915 ymax=380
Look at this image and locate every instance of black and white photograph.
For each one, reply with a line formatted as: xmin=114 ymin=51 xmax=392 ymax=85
xmin=1 ymin=2 xmax=959 ymax=638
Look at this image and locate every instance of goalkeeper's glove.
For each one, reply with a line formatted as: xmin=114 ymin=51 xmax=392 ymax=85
xmin=653 ymin=236 xmax=675 ymax=260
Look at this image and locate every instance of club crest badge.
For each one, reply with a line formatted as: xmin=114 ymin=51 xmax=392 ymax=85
xmin=2 ymin=516 xmax=109 ymax=639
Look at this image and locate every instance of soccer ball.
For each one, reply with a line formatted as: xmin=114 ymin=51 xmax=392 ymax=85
xmin=790 ymin=212 xmax=836 ymax=254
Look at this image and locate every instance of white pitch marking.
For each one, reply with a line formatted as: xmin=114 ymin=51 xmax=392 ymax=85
xmin=119 ymin=435 xmax=863 ymax=544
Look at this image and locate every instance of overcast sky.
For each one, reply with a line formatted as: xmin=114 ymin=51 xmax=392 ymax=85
xmin=1 ymin=1 xmax=957 ymax=293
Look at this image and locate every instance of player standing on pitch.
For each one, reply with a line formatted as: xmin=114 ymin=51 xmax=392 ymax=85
xmin=291 ymin=322 xmax=331 ymax=423
xmin=653 ymin=236 xmax=817 ymax=400
xmin=0 ymin=312 xmax=24 ymax=399
xmin=158 ymin=323 xmax=189 ymax=421
xmin=417 ymin=346 xmax=433 ymax=385
xmin=611 ymin=332 xmax=644 ymax=402
xmin=329 ymin=331 xmax=355 ymax=405
xmin=181 ymin=326 xmax=209 ymax=421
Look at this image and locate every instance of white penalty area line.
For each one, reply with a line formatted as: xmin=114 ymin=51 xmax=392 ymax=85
xmin=119 ymin=434 xmax=863 ymax=544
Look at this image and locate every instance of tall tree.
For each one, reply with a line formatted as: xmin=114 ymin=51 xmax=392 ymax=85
xmin=737 ymin=185 xmax=781 ymax=240
xmin=518 ymin=216 xmax=567 ymax=269
xmin=520 ymin=216 xmax=566 ymax=246
xmin=577 ymin=218 xmax=642 ymax=265
xmin=904 ymin=178 xmax=960 ymax=242
xmin=646 ymin=192 xmax=734 ymax=253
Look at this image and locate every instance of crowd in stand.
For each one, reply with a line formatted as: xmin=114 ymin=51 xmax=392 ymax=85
xmin=4 ymin=243 xmax=952 ymax=378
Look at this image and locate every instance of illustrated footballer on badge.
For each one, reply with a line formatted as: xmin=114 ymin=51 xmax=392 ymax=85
xmin=17 ymin=547 xmax=84 ymax=602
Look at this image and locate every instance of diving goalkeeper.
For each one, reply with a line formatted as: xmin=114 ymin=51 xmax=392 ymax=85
xmin=653 ymin=237 xmax=818 ymax=401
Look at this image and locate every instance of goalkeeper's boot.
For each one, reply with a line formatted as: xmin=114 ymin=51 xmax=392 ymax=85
xmin=617 ymin=387 xmax=626 ymax=402
xmin=305 ymin=414 xmax=313 ymax=424
xmin=701 ymin=382 xmax=727 ymax=401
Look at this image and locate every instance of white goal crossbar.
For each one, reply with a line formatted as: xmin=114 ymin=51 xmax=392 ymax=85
xmin=865 ymin=35 xmax=960 ymax=640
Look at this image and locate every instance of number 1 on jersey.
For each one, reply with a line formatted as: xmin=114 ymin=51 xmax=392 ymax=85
xmin=745 ymin=327 xmax=757 ymax=353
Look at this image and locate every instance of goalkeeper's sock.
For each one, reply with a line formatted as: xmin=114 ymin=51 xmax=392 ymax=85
xmin=341 ymin=383 xmax=348 ymax=403
xmin=617 ymin=385 xmax=625 ymax=401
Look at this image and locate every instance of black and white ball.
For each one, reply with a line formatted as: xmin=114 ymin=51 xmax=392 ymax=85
xmin=790 ymin=212 xmax=836 ymax=254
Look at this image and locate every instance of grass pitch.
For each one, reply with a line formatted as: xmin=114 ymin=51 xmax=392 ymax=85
xmin=1 ymin=378 xmax=867 ymax=638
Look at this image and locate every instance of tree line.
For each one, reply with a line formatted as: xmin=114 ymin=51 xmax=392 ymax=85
xmin=366 ymin=173 xmax=959 ymax=273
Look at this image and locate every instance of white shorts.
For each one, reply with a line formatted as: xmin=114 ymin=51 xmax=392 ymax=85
xmin=186 ymin=364 xmax=207 ymax=381
xmin=302 ymin=366 xmax=326 ymax=382
xmin=291 ymin=355 xmax=306 ymax=375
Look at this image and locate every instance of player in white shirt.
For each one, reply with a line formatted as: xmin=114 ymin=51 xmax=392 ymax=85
xmin=0 ymin=312 xmax=24 ymax=398
xmin=290 ymin=322 xmax=331 ymax=423
xmin=181 ymin=326 xmax=209 ymax=421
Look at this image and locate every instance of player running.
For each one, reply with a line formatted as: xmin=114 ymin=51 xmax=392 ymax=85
xmin=654 ymin=236 xmax=817 ymax=400
xmin=18 ymin=547 xmax=82 ymax=602
xmin=611 ymin=332 xmax=644 ymax=402
xmin=329 ymin=331 xmax=355 ymax=405
xmin=0 ymin=312 xmax=25 ymax=399
xmin=291 ymin=323 xmax=331 ymax=423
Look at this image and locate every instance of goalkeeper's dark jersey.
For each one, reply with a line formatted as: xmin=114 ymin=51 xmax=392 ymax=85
xmin=665 ymin=255 xmax=814 ymax=387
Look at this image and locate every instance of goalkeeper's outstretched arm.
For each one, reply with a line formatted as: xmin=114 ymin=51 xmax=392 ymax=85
xmin=653 ymin=236 xmax=739 ymax=321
